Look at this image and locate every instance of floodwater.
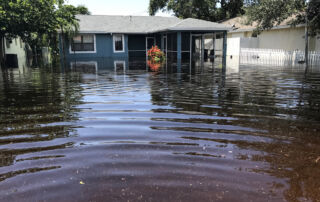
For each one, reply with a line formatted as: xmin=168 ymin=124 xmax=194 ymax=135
xmin=0 ymin=63 xmax=320 ymax=202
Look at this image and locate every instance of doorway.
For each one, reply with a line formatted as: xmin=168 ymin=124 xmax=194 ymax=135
xmin=146 ymin=37 xmax=155 ymax=52
xmin=191 ymin=35 xmax=203 ymax=59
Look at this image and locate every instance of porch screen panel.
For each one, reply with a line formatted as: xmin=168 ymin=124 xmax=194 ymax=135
xmin=167 ymin=33 xmax=177 ymax=52
xmin=181 ymin=33 xmax=190 ymax=52
xmin=128 ymin=35 xmax=146 ymax=58
xmin=155 ymin=35 xmax=161 ymax=48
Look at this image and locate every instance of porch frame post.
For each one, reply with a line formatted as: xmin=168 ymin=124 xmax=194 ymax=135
xmin=189 ymin=32 xmax=192 ymax=61
xmin=166 ymin=33 xmax=168 ymax=59
xmin=222 ymin=31 xmax=227 ymax=70
xmin=189 ymin=32 xmax=192 ymax=73
xmin=201 ymin=34 xmax=205 ymax=62
xmin=213 ymin=33 xmax=216 ymax=59
xmin=177 ymin=32 xmax=182 ymax=60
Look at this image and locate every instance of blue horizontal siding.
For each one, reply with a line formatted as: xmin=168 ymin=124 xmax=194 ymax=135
xmin=60 ymin=34 xmax=129 ymax=59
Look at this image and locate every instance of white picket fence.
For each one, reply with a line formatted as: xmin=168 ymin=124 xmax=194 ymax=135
xmin=240 ymin=48 xmax=320 ymax=68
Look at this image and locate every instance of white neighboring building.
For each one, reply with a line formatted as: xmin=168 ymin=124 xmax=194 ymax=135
xmin=220 ymin=16 xmax=320 ymax=71
xmin=222 ymin=16 xmax=320 ymax=54
xmin=0 ymin=37 xmax=29 ymax=69
xmin=4 ymin=37 xmax=29 ymax=69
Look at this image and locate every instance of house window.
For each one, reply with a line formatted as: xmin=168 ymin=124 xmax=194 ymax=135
xmin=71 ymin=34 xmax=95 ymax=52
xmin=113 ymin=34 xmax=125 ymax=53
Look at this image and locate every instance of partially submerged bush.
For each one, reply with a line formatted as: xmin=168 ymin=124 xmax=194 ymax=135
xmin=147 ymin=45 xmax=165 ymax=62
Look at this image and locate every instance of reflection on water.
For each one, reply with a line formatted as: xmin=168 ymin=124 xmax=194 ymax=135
xmin=0 ymin=59 xmax=320 ymax=201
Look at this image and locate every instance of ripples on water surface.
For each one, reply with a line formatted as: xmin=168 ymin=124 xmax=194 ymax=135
xmin=0 ymin=65 xmax=320 ymax=202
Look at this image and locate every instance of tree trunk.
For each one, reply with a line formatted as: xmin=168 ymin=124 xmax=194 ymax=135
xmin=34 ymin=45 xmax=38 ymax=66
xmin=304 ymin=1 xmax=309 ymax=74
xmin=0 ymin=36 xmax=5 ymax=68
xmin=61 ymin=27 xmax=67 ymax=68
xmin=305 ymin=19 xmax=309 ymax=74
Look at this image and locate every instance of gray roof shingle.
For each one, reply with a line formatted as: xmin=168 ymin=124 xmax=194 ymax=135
xmin=76 ymin=15 xmax=231 ymax=34
xmin=167 ymin=18 xmax=231 ymax=31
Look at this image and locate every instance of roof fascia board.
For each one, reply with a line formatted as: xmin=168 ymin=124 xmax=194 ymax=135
xmin=229 ymin=23 xmax=306 ymax=33
xmin=168 ymin=28 xmax=230 ymax=31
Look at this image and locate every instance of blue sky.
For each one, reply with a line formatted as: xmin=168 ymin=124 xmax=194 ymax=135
xmin=66 ymin=0 xmax=172 ymax=16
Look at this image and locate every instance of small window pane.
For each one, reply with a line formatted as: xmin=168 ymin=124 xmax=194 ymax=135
xmin=114 ymin=35 xmax=123 ymax=52
xmin=83 ymin=35 xmax=94 ymax=43
xmin=82 ymin=44 xmax=94 ymax=51
xmin=73 ymin=36 xmax=82 ymax=43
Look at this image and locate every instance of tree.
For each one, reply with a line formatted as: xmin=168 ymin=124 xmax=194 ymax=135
xmin=149 ymin=0 xmax=245 ymax=22
xmin=245 ymin=0 xmax=319 ymax=35
xmin=75 ymin=5 xmax=91 ymax=15
xmin=55 ymin=4 xmax=80 ymax=66
xmin=306 ymin=0 xmax=320 ymax=36
xmin=0 ymin=0 xmax=89 ymax=67
xmin=219 ymin=0 xmax=245 ymax=20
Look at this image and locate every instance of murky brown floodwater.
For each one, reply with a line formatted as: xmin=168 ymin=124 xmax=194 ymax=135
xmin=0 ymin=64 xmax=320 ymax=202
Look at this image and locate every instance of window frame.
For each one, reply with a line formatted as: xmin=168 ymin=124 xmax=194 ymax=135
xmin=114 ymin=60 xmax=126 ymax=72
xmin=113 ymin=34 xmax=125 ymax=53
xmin=69 ymin=34 xmax=96 ymax=54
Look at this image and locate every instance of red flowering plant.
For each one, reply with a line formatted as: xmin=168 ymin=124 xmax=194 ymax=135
xmin=147 ymin=45 xmax=166 ymax=71
xmin=147 ymin=60 xmax=162 ymax=71
xmin=147 ymin=45 xmax=165 ymax=63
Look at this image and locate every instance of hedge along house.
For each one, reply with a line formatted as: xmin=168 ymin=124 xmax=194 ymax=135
xmin=59 ymin=15 xmax=231 ymax=70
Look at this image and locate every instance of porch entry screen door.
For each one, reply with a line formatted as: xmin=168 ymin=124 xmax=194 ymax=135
xmin=146 ymin=37 xmax=156 ymax=53
xmin=191 ymin=35 xmax=203 ymax=58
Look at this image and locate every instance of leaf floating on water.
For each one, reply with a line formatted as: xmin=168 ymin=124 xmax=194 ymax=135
xmin=80 ymin=181 xmax=85 ymax=185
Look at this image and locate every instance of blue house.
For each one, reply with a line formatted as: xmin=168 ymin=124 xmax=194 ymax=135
xmin=59 ymin=15 xmax=230 ymax=70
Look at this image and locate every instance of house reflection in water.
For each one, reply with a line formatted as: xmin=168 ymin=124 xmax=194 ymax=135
xmin=63 ymin=57 xmax=194 ymax=73
xmin=65 ymin=57 xmax=129 ymax=73
xmin=63 ymin=55 xmax=239 ymax=75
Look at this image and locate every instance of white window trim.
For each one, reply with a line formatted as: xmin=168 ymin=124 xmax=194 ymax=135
xmin=114 ymin=60 xmax=126 ymax=72
xmin=69 ymin=34 xmax=96 ymax=54
xmin=113 ymin=34 xmax=125 ymax=53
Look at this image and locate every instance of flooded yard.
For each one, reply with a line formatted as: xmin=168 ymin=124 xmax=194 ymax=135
xmin=0 ymin=62 xmax=320 ymax=201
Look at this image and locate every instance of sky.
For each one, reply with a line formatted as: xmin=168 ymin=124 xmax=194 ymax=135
xmin=66 ymin=0 xmax=172 ymax=16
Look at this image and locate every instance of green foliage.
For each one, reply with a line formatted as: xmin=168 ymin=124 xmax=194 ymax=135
xmin=246 ymin=0 xmax=320 ymax=36
xmin=75 ymin=5 xmax=91 ymax=15
xmin=0 ymin=0 xmax=90 ymax=55
xmin=149 ymin=0 xmax=245 ymax=22
xmin=307 ymin=0 xmax=320 ymax=35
